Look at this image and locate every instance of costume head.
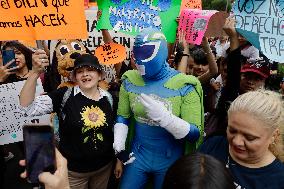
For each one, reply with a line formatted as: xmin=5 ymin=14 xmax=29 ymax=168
xmin=43 ymin=39 xmax=90 ymax=92
xmin=133 ymin=28 xmax=168 ymax=79
xmin=55 ymin=39 xmax=87 ymax=77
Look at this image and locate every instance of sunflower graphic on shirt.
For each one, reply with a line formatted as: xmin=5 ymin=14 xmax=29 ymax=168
xmin=80 ymin=105 xmax=107 ymax=144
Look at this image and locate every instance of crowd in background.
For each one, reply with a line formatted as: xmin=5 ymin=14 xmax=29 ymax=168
xmin=0 ymin=6 xmax=284 ymax=189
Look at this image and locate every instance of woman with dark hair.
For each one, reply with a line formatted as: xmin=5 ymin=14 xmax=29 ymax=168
xmin=163 ymin=153 xmax=235 ymax=189
xmin=0 ymin=40 xmax=34 ymax=83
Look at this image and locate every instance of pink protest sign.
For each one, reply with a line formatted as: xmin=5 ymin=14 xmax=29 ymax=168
xmin=178 ymin=9 xmax=217 ymax=45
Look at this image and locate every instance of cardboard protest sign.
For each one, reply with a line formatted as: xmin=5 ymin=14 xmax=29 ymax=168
xmin=96 ymin=0 xmax=182 ymax=43
xmin=178 ymin=9 xmax=218 ymax=45
xmin=180 ymin=0 xmax=202 ymax=12
xmin=205 ymin=11 xmax=229 ymax=37
xmin=81 ymin=9 xmax=135 ymax=82
xmin=95 ymin=43 xmax=127 ymax=65
xmin=0 ymin=80 xmax=50 ymax=145
xmin=18 ymin=40 xmax=37 ymax=48
xmin=0 ymin=0 xmax=87 ymax=40
xmin=233 ymin=0 xmax=284 ymax=62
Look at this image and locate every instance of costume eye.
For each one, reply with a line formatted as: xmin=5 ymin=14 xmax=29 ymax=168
xmin=59 ymin=45 xmax=70 ymax=56
xmin=71 ymin=42 xmax=82 ymax=51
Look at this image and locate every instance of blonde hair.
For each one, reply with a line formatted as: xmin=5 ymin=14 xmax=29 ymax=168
xmin=228 ymin=90 xmax=284 ymax=162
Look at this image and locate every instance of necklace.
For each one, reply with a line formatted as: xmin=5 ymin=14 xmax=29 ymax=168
xmin=17 ymin=71 xmax=29 ymax=79
xmin=226 ymin=156 xmax=236 ymax=168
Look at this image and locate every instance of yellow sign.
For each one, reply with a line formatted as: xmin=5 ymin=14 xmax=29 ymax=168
xmin=0 ymin=0 xmax=87 ymax=40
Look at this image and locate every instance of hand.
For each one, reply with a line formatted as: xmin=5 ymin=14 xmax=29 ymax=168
xmin=32 ymin=49 xmax=49 ymax=74
xmin=178 ymin=30 xmax=189 ymax=53
xmin=114 ymin=159 xmax=123 ymax=179
xmin=116 ymin=151 xmax=136 ymax=165
xmin=201 ymin=37 xmax=210 ymax=48
xmin=139 ymin=93 xmax=171 ymax=125
xmin=223 ymin=16 xmax=238 ymax=38
xmin=20 ymin=149 xmax=70 ymax=189
xmin=0 ymin=59 xmax=18 ymax=82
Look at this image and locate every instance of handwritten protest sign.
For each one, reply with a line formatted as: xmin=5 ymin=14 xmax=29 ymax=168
xmin=180 ymin=0 xmax=202 ymax=12
xmin=19 ymin=40 xmax=37 ymax=48
xmin=178 ymin=9 xmax=218 ymax=45
xmin=0 ymin=0 xmax=87 ymax=40
xmin=95 ymin=43 xmax=127 ymax=65
xmin=81 ymin=9 xmax=135 ymax=82
xmin=205 ymin=11 xmax=229 ymax=37
xmin=233 ymin=0 xmax=284 ymax=62
xmin=0 ymin=80 xmax=50 ymax=145
xmin=96 ymin=0 xmax=182 ymax=43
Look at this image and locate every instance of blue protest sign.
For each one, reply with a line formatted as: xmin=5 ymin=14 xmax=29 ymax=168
xmin=233 ymin=0 xmax=284 ymax=62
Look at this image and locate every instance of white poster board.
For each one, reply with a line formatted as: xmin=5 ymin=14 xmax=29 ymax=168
xmin=0 ymin=80 xmax=50 ymax=145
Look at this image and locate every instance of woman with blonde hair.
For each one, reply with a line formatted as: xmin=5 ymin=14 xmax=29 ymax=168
xmin=199 ymin=90 xmax=284 ymax=189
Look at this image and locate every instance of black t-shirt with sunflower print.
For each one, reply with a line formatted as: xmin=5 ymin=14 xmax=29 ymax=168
xmin=48 ymin=87 xmax=114 ymax=173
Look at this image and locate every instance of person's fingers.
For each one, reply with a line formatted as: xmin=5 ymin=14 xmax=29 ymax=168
xmin=139 ymin=97 xmax=151 ymax=108
xmin=19 ymin=160 xmax=26 ymax=166
xmin=3 ymin=59 xmax=15 ymax=68
xmin=38 ymin=172 xmax=55 ymax=184
xmin=33 ymin=49 xmax=46 ymax=55
xmin=118 ymin=170 xmax=122 ymax=178
xmin=7 ymin=66 xmax=19 ymax=72
xmin=114 ymin=170 xmax=119 ymax=178
xmin=139 ymin=94 xmax=153 ymax=107
xmin=20 ymin=171 xmax=27 ymax=179
xmin=55 ymin=148 xmax=67 ymax=172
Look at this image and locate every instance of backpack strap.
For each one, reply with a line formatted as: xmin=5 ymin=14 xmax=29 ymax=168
xmin=59 ymin=87 xmax=73 ymax=121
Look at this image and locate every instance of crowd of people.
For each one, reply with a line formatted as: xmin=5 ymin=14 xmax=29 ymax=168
xmin=0 ymin=7 xmax=284 ymax=189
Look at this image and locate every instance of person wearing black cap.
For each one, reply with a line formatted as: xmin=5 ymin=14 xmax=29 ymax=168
xmin=19 ymin=53 xmax=118 ymax=189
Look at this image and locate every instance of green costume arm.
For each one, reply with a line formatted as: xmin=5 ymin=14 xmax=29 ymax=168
xmin=181 ymin=88 xmax=204 ymax=147
xmin=117 ymin=83 xmax=131 ymax=119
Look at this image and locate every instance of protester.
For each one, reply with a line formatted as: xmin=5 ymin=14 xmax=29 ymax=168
xmin=0 ymin=41 xmax=34 ymax=84
xmin=0 ymin=41 xmax=45 ymax=187
xmin=200 ymin=90 xmax=284 ymax=189
xmin=205 ymin=17 xmax=270 ymax=137
xmin=177 ymin=32 xmax=218 ymax=84
xmin=113 ymin=28 xmax=203 ymax=189
xmin=19 ymin=53 xmax=120 ymax=189
xmin=162 ymin=153 xmax=235 ymax=189
xmin=177 ymin=32 xmax=218 ymax=114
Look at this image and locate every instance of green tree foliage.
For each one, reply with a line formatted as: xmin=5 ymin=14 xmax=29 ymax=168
xmin=202 ymin=0 xmax=232 ymax=11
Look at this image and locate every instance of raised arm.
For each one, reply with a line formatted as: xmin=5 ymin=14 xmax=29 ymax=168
xmin=177 ymin=30 xmax=190 ymax=74
xmin=223 ymin=17 xmax=239 ymax=52
xmin=198 ymin=37 xmax=218 ymax=84
xmin=20 ymin=50 xmax=49 ymax=107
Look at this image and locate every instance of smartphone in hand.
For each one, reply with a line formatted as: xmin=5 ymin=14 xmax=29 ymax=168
xmin=2 ymin=49 xmax=17 ymax=69
xmin=23 ymin=125 xmax=56 ymax=184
